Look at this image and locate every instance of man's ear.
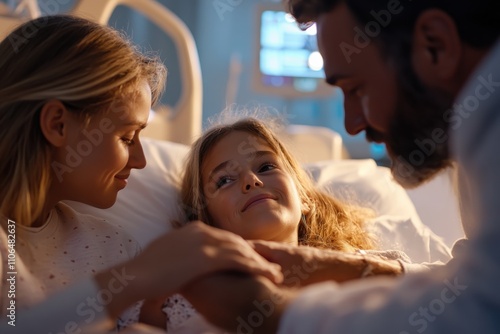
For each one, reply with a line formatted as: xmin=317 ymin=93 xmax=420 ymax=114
xmin=411 ymin=9 xmax=462 ymax=86
xmin=39 ymin=100 xmax=71 ymax=147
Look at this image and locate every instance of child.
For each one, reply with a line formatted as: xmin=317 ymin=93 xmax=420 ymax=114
xmin=0 ymin=16 xmax=282 ymax=333
xmin=146 ymin=114 xmax=409 ymax=332
xmin=183 ymin=115 xmax=376 ymax=252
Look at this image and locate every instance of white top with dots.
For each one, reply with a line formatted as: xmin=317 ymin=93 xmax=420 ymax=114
xmin=0 ymin=202 xmax=140 ymax=322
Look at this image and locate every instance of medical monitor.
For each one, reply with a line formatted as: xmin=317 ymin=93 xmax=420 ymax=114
xmin=252 ymin=4 xmax=332 ymax=98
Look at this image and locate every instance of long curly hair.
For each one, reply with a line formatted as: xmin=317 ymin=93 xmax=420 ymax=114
xmin=181 ymin=115 xmax=375 ymax=252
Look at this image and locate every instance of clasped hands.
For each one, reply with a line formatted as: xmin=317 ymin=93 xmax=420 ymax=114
xmin=178 ymin=233 xmax=403 ymax=333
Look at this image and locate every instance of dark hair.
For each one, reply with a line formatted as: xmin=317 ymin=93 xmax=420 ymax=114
xmin=289 ymin=0 xmax=500 ymax=50
xmin=287 ymin=0 xmax=497 ymax=183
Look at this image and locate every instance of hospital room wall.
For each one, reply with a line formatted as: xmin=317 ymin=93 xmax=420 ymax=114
xmin=3 ymin=0 xmax=376 ymax=160
xmin=192 ymin=0 xmax=378 ymax=160
xmin=0 ymin=0 xmax=462 ymax=244
xmin=0 ymin=0 xmax=193 ymax=118
xmin=122 ymin=0 xmax=461 ymax=245
xmin=117 ymin=1 xmax=460 ymax=246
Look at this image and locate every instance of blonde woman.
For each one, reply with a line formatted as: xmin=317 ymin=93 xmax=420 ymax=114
xmin=0 ymin=16 xmax=282 ymax=333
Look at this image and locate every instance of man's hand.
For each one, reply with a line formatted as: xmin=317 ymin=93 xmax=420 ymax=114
xmin=250 ymin=240 xmax=403 ymax=287
xmin=181 ymin=272 xmax=297 ymax=334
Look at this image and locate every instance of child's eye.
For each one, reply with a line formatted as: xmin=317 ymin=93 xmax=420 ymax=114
xmin=258 ymin=162 xmax=277 ymax=173
xmin=215 ymin=176 xmax=234 ymax=189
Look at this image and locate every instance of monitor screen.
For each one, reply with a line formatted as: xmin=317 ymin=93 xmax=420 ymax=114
xmin=253 ymin=5 xmax=331 ymax=98
xmin=259 ymin=10 xmax=323 ymax=79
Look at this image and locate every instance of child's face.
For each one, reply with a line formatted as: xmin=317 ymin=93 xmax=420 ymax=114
xmin=52 ymin=82 xmax=151 ymax=208
xmin=201 ymin=131 xmax=303 ymax=244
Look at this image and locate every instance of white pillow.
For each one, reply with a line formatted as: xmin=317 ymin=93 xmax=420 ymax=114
xmin=303 ymin=159 xmax=451 ymax=263
xmin=304 ymin=159 xmax=421 ymax=219
xmin=66 ymin=138 xmax=451 ymax=263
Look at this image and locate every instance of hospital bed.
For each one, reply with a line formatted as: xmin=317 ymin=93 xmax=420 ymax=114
xmin=0 ymin=0 xmax=463 ymax=255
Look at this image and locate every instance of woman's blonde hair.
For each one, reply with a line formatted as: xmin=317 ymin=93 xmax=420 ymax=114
xmin=181 ymin=113 xmax=375 ymax=251
xmin=0 ymin=15 xmax=167 ymax=226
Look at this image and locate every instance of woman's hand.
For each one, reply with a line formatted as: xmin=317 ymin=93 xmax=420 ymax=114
xmin=97 ymin=222 xmax=283 ymax=318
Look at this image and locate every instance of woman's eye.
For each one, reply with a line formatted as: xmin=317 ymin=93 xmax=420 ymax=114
xmin=121 ymin=138 xmax=134 ymax=146
xmin=259 ymin=162 xmax=277 ymax=173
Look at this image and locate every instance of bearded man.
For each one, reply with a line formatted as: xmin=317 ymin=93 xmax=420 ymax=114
xmin=182 ymin=1 xmax=500 ymax=333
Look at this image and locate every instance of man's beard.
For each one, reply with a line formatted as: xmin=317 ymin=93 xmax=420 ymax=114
xmin=367 ymin=69 xmax=455 ymax=188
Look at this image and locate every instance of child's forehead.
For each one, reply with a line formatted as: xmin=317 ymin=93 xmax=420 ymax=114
xmin=216 ymin=132 xmax=279 ymax=156
xmin=205 ymin=133 xmax=282 ymax=166
xmin=219 ymin=130 xmax=273 ymax=147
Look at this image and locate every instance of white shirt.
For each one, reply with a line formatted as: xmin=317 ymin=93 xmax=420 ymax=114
xmin=278 ymin=39 xmax=500 ymax=333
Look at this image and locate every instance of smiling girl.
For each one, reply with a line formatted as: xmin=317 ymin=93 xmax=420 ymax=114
xmin=183 ymin=116 xmax=375 ymax=251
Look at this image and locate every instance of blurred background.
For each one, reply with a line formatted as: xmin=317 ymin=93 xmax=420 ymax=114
xmin=0 ymin=0 xmax=389 ymax=164
xmin=0 ymin=0 xmax=464 ymax=246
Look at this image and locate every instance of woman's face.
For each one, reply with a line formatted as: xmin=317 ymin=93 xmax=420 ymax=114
xmin=201 ymin=131 xmax=303 ymax=243
xmin=52 ymin=82 xmax=151 ymax=208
